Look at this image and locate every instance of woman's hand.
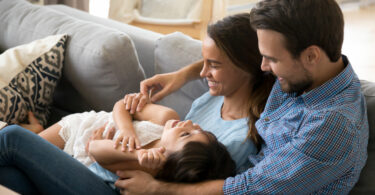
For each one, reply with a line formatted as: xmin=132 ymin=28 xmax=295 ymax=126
xmin=19 ymin=111 xmax=44 ymax=134
xmin=140 ymin=72 xmax=185 ymax=103
xmin=114 ymin=130 xmax=141 ymax=152
xmin=136 ymin=147 xmax=166 ymax=170
xmin=123 ymin=93 xmax=150 ymax=114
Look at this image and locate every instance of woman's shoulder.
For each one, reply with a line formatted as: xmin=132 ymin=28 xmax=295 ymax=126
xmin=191 ymin=92 xmax=223 ymax=107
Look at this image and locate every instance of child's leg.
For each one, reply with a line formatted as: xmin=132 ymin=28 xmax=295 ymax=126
xmin=39 ymin=123 xmax=65 ymax=149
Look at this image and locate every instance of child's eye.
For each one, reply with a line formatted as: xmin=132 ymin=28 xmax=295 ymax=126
xmin=181 ymin=132 xmax=190 ymax=137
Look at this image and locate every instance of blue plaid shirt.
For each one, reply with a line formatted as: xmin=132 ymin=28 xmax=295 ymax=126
xmin=223 ymin=56 xmax=369 ymax=194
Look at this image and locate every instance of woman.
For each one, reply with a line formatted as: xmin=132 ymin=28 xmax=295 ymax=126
xmin=126 ymin=13 xmax=275 ymax=172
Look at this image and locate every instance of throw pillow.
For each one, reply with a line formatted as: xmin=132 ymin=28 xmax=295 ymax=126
xmin=0 ymin=34 xmax=67 ymax=126
xmin=154 ymin=32 xmax=208 ymax=118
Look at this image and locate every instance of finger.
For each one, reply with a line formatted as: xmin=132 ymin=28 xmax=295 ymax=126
xmin=135 ymin=138 xmax=141 ymax=150
xmin=136 ymin=96 xmax=148 ymax=112
xmin=123 ymin=94 xmax=128 ymax=105
xmin=125 ymin=94 xmax=134 ymax=110
xmin=151 ymin=149 xmax=160 ymax=169
xmin=128 ymin=137 xmax=135 ymax=152
xmin=158 ymin=146 xmax=166 ymax=154
xmin=140 ymin=153 xmax=148 ymax=167
xmin=140 ymin=79 xmax=153 ymax=96
xmin=97 ymin=124 xmax=106 ymax=135
xmin=116 ymin=170 xmax=140 ymax=179
xmin=105 ymin=127 xmax=116 ymax=139
xmin=130 ymin=94 xmax=140 ymax=114
xmin=122 ymin=137 xmax=129 ymax=151
xmin=147 ymin=151 xmax=154 ymax=167
xmin=137 ymin=150 xmax=145 ymax=164
xmin=114 ymin=137 xmax=121 ymax=149
xmin=150 ymin=88 xmax=168 ymax=103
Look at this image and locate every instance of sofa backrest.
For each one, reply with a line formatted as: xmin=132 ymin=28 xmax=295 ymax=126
xmin=0 ymin=0 xmax=146 ymax=114
xmin=47 ymin=4 xmax=163 ymax=78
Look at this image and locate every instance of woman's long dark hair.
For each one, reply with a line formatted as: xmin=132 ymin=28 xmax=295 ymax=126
xmin=207 ymin=13 xmax=275 ymax=147
xmin=155 ymin=131 xmax=236 ymax=182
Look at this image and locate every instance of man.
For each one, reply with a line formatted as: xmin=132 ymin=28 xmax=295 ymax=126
xmin=115 ymin=0 xmax=369 ymax=194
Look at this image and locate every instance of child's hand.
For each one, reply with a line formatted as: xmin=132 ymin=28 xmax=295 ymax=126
xmin=137 ymin=147 xmax=166 ymax=170
xmin=123 ymin=93 xmax=150 ymax=114
xmin=114 ymin=131 xmax=141 ymax=152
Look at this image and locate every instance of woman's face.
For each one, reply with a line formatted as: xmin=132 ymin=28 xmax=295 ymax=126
xmin=201 ymin=36 xmax=250 ymax=97
xmin=160 ymin=120 xmax=209 ymax=152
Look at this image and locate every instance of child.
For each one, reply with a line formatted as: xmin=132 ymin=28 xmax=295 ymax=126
xmin=22 ymin=93 xmax=236 ymax=189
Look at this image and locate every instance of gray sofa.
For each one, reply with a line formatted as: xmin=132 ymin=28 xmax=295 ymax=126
xmin=0 ymin=0 xmax=374 ymax=193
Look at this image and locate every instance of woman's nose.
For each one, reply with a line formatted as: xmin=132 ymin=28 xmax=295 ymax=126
xmin=200 ymin=63 xmax=209 ymax=78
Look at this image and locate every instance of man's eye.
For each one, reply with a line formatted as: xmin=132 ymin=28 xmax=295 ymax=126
xmin=181 ymin=132 xmax=190 ymax=137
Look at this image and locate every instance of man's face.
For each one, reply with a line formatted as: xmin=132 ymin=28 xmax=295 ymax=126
xmin=257 ymin=29 xmax=313 ymax=94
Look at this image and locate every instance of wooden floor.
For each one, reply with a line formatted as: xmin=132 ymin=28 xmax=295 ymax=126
xmin=342 ymin=5 xmax=375 ymax=82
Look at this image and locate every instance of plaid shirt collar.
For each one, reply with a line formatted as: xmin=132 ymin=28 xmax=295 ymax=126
xmin=300 ymin=55 xmax=354 ymax=106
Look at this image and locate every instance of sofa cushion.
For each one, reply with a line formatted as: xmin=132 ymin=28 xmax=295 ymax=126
xmin=361 ymin=80 xmax=375 ymax=150
xmin=0 ymin=0 xmax=145 ymax=113
xmin=154 ymin=32 xmax=208 ymax=118
xmin=0 ymin=34 xmax=67 ymax=126
xmin=47 ymin=4 xmax=162 ymax=78
xmin=351 ymin=80 xmax=375 ymax=194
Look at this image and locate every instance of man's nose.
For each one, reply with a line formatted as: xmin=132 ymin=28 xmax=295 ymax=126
xmin=261 ymin=58 xmax=271 ymax=72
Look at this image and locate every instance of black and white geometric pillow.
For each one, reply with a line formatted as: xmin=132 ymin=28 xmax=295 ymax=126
xmin=0 ymin=34 xmax=67 ymax=126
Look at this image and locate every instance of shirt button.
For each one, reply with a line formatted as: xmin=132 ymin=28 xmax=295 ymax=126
xmin=265 ymin=117 xmax=270 ymax=122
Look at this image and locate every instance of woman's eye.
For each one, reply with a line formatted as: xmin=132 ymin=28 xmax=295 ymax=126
xmin=209 ymin=64 xmax=218 ymax=69
xmin=181 ymin=132 xmax=190 ymax=137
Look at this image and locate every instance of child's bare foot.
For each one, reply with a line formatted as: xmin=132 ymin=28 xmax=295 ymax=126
xmin=20 ymin=112 xmax=44 ymax=133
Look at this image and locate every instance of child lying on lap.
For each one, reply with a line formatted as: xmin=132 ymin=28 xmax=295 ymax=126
xmin=22 ymin=93 xmax=236 ymax=190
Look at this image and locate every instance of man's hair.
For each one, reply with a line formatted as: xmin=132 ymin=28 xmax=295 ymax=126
xmin=155 ymin=132 xmax=236 ymax=182
xmin=250 ymin=0 xmax=344 ymax=62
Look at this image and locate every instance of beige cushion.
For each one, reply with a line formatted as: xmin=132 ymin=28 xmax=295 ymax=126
xmin=0 ymin=34 xmax=67 ymax=126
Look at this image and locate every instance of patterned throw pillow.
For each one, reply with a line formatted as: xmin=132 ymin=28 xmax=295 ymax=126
xmin=0 ymin=34 xmax=67 ymax=126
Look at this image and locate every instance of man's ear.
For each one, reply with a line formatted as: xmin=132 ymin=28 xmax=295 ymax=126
xmin=302 ymin=45 xmax=321 ymax=66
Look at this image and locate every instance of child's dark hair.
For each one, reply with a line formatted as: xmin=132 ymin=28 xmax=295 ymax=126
xmin=155 ymin=131 xmax=236 ymax=183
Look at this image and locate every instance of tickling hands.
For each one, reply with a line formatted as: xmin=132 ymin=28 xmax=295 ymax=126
xmin=114 ymin=130 xmax=141 ymax=152
xmin=137 ymin=147 xmax=166 ymax=170
xmin=140 ymin=72 xmax=184 ymax=102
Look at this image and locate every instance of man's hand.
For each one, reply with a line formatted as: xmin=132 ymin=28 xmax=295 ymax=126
xmin=115 ymin=170 xmax=161 ymax=195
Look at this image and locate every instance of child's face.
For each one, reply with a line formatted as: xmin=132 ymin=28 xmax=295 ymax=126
xmin=160 ymin=120 xmax=209 ymax=152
